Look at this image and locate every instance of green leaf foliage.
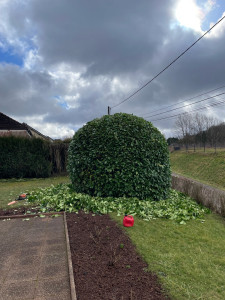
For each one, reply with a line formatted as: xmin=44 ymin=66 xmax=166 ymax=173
xmin=67 ymin=113 xmax=171 ymax=200
xmin=0 ymin=136 xmax=51 ymax=178
xmin=28 ymin=184 xmax=210 ymax=223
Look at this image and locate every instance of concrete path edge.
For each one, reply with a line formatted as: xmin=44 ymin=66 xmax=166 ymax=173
xmin=64 ymin=212 xmax=77 ymax=300
xmin=0 ymin=211 xmax=64 ymax=219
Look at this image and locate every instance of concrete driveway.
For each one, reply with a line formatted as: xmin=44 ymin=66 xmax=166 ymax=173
xmin=0 ymin=215 xmax=73 ymax=300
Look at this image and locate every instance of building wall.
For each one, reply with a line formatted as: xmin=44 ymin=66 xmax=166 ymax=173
xmin=29 ymin=128 xmax=46 ymax=140
xmin=0 ymin=130 xmax=31 ymax=138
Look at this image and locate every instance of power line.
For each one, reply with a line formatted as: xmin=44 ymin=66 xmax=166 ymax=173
xmin=140 ymin=84 xmax=225 ymax=117
xmin=110 ymin=15 xmax=225 ymax=110
xmin=151 ymin=98 xmax=225 ymax=122
xmin=143 ymin=92 xmax=225 ymax=118
xmin=152 ymin=98 xmax=225 ymax=121
xmin=152 ymin=100 xmax=225 ymax=122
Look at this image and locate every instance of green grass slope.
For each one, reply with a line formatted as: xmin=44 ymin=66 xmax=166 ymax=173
xmin=111 ymin=213 xmax=225 ymax=300
xmin=170 ymin=149 xmax=225 ymax=190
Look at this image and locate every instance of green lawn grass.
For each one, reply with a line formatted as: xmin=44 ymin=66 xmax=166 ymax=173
xmin=170 ymin=149 xmax=225 ymax=190
xmin=0 ymin=176 xmax=70 ymax=209
xmin=111 ymin=212 xmax=225 ymax=300
xmin=2 ymin=170 xmax=225 ymax=299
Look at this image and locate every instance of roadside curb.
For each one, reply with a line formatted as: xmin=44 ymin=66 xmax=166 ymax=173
xmin=0 ymin=211 xmax=64 ymax=220
xmin=64 ymin=212 xmax=77 ymax=300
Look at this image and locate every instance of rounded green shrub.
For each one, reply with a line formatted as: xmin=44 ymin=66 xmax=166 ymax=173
xmin=68 ymin=113 xmax=171 ymax=200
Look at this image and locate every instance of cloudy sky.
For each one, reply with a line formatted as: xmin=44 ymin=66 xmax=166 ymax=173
xmin=0 ymin=0 xmax=225 ymax=139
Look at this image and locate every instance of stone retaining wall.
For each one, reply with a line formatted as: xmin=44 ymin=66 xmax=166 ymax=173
xmin=172 ymin=173 xmax=225 ymax=216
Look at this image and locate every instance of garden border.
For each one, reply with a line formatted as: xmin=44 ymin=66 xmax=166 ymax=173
xmin=64 ymin=212 xmax=77 ymax=300
xmin=172 ymin=173 xmax=225 ymax=216
xmin=0 ymin=211 xmax=64 ymax=219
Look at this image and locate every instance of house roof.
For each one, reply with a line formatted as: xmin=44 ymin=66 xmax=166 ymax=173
xmin=0 ymin=112 xmax=27 ymax=130
xmin=0 ymin=112 xmax=53 ymax=141
xmin=22 ymin=123 xmax=53 ymax=142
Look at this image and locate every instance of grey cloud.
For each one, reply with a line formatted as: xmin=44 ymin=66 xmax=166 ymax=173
xmin=0 ymin=63 xmax=109 ymax=127
xmin=0 ymin=64 xmax=58 ymax=116
xmin=1 ymin=0 xmax=225 ymax=138
xmin=24 ymin=0 xmax=175 ymax=75
xmin=116 ymin=23 xmax=225 ymax=113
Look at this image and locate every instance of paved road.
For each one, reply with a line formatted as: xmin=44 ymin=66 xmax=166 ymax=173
xmin=0 ymin=216 xmax=71 ymax=300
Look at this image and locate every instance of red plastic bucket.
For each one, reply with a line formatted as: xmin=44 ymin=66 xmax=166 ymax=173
xmin=123 ymin=215 xmax=134 ymax=227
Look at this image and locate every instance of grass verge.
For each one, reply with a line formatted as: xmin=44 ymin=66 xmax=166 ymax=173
xmin=170 ymin=149 xmax=225 ymax=190
xmin=2 ymin=173 xmax=225 ymax=299
xmin=0 ymin=176 xmax=70 ymax=209
xmin=111 ymin=212 xmax=225 ymax=300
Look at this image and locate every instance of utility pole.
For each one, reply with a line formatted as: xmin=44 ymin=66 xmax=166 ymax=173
xmin=108 ymin=106 xmax=111 ymax=115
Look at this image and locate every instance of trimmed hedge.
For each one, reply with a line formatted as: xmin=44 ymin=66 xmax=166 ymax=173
xmin=50 ymin=143 xmax=69 ymax=174
xmin=68 ymin=113 xmax=171 ymax=200
xmin=0 ymin=137 xmax=51 ymax=178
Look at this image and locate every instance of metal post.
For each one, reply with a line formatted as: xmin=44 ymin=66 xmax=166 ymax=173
xmin=108 ymin=106 xmax=111 ymax=115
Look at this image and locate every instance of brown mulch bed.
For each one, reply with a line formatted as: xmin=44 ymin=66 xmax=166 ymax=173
xmin=67 ymin=211 xmax=170 ymax=300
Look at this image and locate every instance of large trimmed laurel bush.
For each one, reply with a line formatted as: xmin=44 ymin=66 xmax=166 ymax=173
xmin=68 ymin=113 xmax=171 ymax=200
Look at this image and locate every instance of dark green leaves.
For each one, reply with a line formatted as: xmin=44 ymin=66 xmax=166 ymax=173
xmin=67 ymin=113 xmax=171 ymax=200
xmin=0 ymin=136 xmax=51 ymax=178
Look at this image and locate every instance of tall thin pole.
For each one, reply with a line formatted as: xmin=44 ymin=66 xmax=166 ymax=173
xmin=108 ymin=106 xmax=111 ymax=115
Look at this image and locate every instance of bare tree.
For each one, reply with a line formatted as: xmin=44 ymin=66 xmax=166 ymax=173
xmin=175 ymin=113 xmax=194 ymax=151
xmin=205 ymin=116 xmax=220 ymax=150
xmin=194 ymin=113 xmax=208 ymax=151
xmin=207 ymin=121 xmax=225 ymax=153
xmin=175 ymin=113 xmax=221 ymax=152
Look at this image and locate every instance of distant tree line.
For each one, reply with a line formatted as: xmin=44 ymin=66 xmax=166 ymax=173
xmin=168 ymin=113 xmax=225 ymax=152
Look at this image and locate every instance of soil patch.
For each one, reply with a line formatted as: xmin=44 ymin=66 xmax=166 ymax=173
xmin=67 ymin=211 xmax=169 ymax=300
xmin=0 ymin=206 xmax=41 ymax=216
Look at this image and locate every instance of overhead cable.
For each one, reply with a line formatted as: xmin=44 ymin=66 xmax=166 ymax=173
xmin=151 ymin=98 xmax=225 ymax=122
xmin=143 ymin=92 xmax=225 ymax=118
xmin=140 ymin=84 xmax=225 ymax=117
xmin=111 ymin=15 xmax=225 ymax=109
